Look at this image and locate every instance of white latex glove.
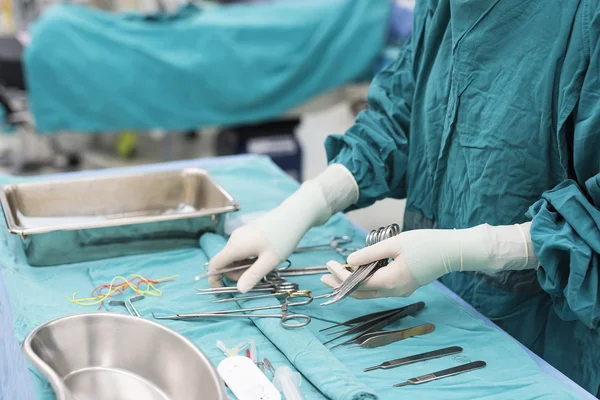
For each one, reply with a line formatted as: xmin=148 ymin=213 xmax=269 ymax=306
xmin=321 ymin=223 xmax=540 ymax=298
xmin=209 ymin=164 xmax=359 ymax=292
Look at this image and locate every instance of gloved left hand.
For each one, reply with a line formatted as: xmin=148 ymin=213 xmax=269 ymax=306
xmin=321 ymin=223 xmax=540 ymax=299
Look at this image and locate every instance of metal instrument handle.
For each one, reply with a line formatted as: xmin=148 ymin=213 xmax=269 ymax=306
xmin=387 ymin=346 xmax=463 ymax=368
xmin=284 ymin=294 xmax=313 ymax=307
xmin=409 ymin=361 xmax=487 ymax=384
xmin=280 ymin=313 xmax=311 ymax=329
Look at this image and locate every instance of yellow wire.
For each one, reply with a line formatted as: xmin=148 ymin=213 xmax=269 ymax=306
xmin=68 ymin=274 xmax=179 ymax=307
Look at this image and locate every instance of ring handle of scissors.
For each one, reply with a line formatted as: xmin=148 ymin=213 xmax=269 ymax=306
xmin=284 ymin=294 xmax=313 ymax=307
xmin=273 ymin=282 xmax=299 ymax=291
xmin=280 ymin=313 xmax=311 ymax=328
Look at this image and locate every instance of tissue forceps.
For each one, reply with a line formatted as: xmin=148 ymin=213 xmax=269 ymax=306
xmin=325 ymin=302 xmax=426 ymax=348
xmin=194 ymin=258 xmax=292 ymax=281
xmin=153 ymin=293 xmax=312 ymax=329
xmin=294 ymin=236 xmax=359 ymax=257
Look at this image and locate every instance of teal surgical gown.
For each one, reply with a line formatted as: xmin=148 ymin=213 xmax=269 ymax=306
xmin=326 ymin=0 xmax=600 ymax=396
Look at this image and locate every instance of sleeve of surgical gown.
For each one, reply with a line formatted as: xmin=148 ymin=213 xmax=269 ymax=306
xmin=526 ymin=7 xmax=600 ymax=329
xmin=324 ymin=38 xmax=414 ymax=209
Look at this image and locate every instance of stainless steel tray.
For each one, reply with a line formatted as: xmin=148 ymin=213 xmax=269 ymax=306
xmin=0 ymin=168 xmax=239 ymax=265
xmin=23 ymin=313 xmax=227 ymax=400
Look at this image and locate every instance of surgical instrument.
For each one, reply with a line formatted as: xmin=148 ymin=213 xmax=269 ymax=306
xmin=213 ymin=290 xmax=312 ymax=303
xmin=347 ymin=323 xmax=435 ymax=349
xmin=195 ymin=282 xmax=300 ymax=296
xmin=319 ymin=307 xmax=408 ymax=332
xmin=393 ymin=361 xmax=487 ymax=387
xmin=152 ymin=294 xmax=313 ymax=329
xmin=127 ymin=295 xmax=144 ymax=317
xmin=273 ymin=365 xmax=304 ymax=400
xmin=364 ymin=346 xmax=464 ymax=372
xmin=108 ymin=300 xmax=134 ymax=316
xmin=194 ymin=258 xmax=292 ymax=281
xmin=294 ymin=236 xmax=359 ymax=257
xmin=320 ymin=224 xmax=401 ymax=306
xmin=324 ymin=302 xmax=425 ymax=346
xmin=265 ymin=266 xmax=334 ymax=279
xmin=263 ymin=358 xmax=276 ymax=378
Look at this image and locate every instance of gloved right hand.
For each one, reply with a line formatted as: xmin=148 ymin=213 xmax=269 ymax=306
xmin=208 ymin=164 xmax=359 ymax=293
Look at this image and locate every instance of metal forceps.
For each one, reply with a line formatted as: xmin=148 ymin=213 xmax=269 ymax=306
xmin=194 ymin=258 xmax=292 ymax=282
xmin=294 ymin=236 xmax=359 ymax=257
xmin=195 ymin=281 xmax=300 ymax=296
xmin=152 ymin=293 xmax=313 ymax=329
xmin=213 ymin=289 xmax=312 ymax=303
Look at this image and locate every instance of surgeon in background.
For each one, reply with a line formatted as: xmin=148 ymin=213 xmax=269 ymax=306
xmin=210 ymin=0 xmax=600 ymax=395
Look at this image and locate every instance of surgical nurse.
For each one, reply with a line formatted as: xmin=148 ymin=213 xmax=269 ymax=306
xmin=209 ymin=0 xmax=600 ymax=395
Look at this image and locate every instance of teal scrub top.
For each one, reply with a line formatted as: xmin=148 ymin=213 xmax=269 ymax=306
xmin=326 ymin=0 xmax=600 ymax=395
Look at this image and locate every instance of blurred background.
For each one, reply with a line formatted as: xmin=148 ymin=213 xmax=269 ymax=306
xmin=0 ymin=0 xmax=414 ymax=230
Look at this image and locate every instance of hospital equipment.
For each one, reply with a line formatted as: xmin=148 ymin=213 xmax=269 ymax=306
xmin=217 ymin=339 xmax=251 ymax=358
xmin=22 ymin=312 xmax=227 ymax=400
xmin=319 ymin=306 xmax=412 ymax=332
xmin=346 ymin=324 xmax=435 ymax=349
xmin=108 ymin=299 xmax=134 ymax=315
xmin=217 ymin=356 xmax=281 ymax=400
xmin=364 ymin=346 xmax=464 ymax=372
xmin=263 ymin=358 xmax=276 ymax=378
xmin=127 ymin=295 xmax=144 ymax=317
xmin=0 ymin=168 xmax=239 ymax=266
xmin=323 ymin=302 xmax=425 ymax=347
xmin=195 ymin=281 xmax=300 ymax=296
xmin=3 ymin=156 xmax=596 ymax=400
xmin=320 ymin=224 xmax=401 ymax=306
xmin=273 ymin=365 xmax=304 ymax=400
xmin=294 ymin=236 xmax=359 ymax=257
xmin=212 ymin=290 xmax=312 ymax=303
xmin=152 ymin=293 xmax=313 ymax=329
xmin=195 ymin=258 xmax=293 ymax=281
xmin=393 ymin=361 xmax=487 ymax=388
xmin=197 ymin=262 xmax=335 ymax=283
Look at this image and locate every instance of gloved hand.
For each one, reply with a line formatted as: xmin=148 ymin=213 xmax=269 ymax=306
xmin=321 ymin=223 xmax=540 ymax=298
xmin=209 ymin=164 xmax=359 ymax=292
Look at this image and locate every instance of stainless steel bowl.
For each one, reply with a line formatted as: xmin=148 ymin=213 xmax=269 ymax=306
xmin=23 ymin=313 xmax=227 ymax=400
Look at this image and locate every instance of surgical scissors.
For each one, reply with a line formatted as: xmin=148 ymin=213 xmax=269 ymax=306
xmin=294 ymin=236 xmax=359 ymax=257
xmin=152 ymin=293 xmax=313 ymax=329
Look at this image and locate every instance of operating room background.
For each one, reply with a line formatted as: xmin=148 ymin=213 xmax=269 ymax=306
xmin=0 ymin=0 xmax=408 ymax=232
xmin=0 ymin=101 xmax=407 ymax=232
